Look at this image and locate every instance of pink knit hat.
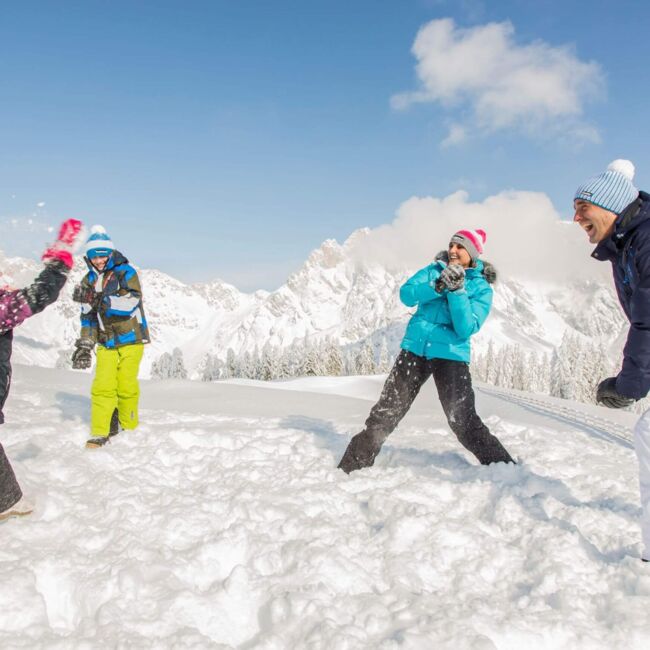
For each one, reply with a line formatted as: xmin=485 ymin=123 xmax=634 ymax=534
xmin=450 ymin=229 xmax=486 ymax=261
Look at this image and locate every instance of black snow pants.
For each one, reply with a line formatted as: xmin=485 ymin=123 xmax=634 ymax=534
xmin=0 ymin=443 xmax=22 ymax=512
xmin=0 ymin=331 xmax=21 ymax=512
xmin=0 ymin=261 xmax=68 ymax=512
xmin=338 ymin=350 xmax=514 ymax=473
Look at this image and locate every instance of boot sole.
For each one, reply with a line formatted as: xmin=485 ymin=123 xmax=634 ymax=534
xmin=0 ymin=508 xmax=33 ymax=521
xmin=85 ymin=439 xmax=110 ymax=449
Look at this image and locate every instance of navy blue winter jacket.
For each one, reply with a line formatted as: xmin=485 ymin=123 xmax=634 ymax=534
xmin=593 ymin=191 xmax=650 ymax=399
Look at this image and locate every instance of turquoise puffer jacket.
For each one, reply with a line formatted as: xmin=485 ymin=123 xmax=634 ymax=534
xmin=399 ymin=253 xmax=495 ymax=362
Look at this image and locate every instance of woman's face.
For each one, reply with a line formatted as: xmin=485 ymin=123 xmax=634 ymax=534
xmin=448 ymin=242 xmax=472 ymax=268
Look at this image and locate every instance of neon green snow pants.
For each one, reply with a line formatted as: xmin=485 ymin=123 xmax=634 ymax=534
xmin=91 ymin=343 xmax=144 ymax=436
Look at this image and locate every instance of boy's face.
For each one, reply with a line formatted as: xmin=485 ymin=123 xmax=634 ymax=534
xmin=91 ymin=256 xmax=109 ymax=271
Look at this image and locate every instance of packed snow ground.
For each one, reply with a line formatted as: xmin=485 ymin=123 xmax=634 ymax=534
xmin=2 ymin=366 xmax=650 ymax=649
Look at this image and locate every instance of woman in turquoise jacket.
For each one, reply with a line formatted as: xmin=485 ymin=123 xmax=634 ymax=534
xmin=338 ymin=228 xmax=514 ymax=473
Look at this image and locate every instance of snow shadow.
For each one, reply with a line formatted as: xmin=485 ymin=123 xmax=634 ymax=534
xmin=382 ymin=446 xmax=474 ymax=472
xmin=55 ymin=391 xmax=91 ymax=423
xmin=12 ymin=442 xmax=42 ymax=461
xmin=484 ymin=468 xmax=642 ymax=563
xmin=280 ymin=415 xmax=349 ymax=459
xmin=13 ymin=334 xmax=56 ymax=350
xmin=385 ymin=446 xmax=640 ymax=561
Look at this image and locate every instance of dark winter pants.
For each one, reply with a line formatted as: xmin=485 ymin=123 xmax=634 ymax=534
xmin=0 ymin=443 xmax=22 ymax=512
xmin=338 ymin=350 xmax=514 ymax=473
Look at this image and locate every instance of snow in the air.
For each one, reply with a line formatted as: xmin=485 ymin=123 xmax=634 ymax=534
xmin=1 ymin=364 xmax=649 ymax=648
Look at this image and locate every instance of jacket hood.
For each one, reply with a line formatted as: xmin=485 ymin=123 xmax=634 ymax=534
xmin=434 ymin=250 xmax=497 ymax=284
xmin=615 ymin=191 xmax=650 ymax=238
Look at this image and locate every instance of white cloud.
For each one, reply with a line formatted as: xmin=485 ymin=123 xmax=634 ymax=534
xmin=391 ymin=18 xmax=603 ymax=144
xmin=350 ymin=189 xmax=610 ymax=284
xmin=441 ymin=123 xmax=467 ymax=148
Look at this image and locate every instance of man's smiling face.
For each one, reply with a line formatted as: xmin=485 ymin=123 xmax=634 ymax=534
xmin=573 ymin=200 xmax=618 ymax=244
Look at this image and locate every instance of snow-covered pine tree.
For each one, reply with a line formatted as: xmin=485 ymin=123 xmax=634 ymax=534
xmin=299 ymin=337 xmax=320 ymax=376
xmin=511 ymin=345 xmax=527 ymax=391
xmin=323 ymin=337 xmax=344 ymax=376
xmin=221 ymin=348 xmax=234 ymax=379
xmin=250 ymin=345 xmax=261 ymax=380
xmin=171 ymin=348 xmax=187 ymax=379
xmin=550 ymin=331 xmax=579 ymax=399
xmin=201 ymin=353 xmax=223 ymax=381
xmin=537 ymin=352 xmax=551 ymax=395
xmin=355 ymin=341 xmax=376 ymax=375
xmin=260 ymin=343 xmax=280 ymax=381
xmin=378 ymin=337 xmax=390 ymax=373
xmin=485 ymin=340 xmax=498 ymax=386
xmin=277 ymin=343 xmax=294 ymax=379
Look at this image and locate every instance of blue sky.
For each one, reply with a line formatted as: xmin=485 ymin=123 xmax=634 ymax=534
xmin=1 ymin=0 xmax=648 ymax=290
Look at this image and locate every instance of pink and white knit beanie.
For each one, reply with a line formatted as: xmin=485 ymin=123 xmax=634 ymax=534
xmin=450 ymin=229 xmax=486 ymax=261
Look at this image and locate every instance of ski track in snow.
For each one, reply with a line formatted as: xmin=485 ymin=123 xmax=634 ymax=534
xmin=1 ymin=366 xmax=650 ymax=649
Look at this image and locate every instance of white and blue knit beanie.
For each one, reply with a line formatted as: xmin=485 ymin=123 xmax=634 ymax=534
xmin=85 ymin=225 xmax=115 ymax=259
xmin=574 ymin=159 xmax=639 ymax=215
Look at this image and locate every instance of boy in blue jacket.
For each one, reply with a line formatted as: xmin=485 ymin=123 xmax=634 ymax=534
xmin=338 ymin=228 xmax=514 ymax=473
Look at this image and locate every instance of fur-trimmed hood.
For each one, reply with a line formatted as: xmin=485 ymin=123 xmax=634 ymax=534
xmin=434 ymin=250 xmax=497 ymax=284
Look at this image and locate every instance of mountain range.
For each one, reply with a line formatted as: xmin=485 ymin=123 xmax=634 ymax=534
xmin=1 ymin=228 xmax=627 ymax=378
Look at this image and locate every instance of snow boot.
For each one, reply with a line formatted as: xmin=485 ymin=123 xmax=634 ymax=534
xmin=0 ymin=495 xmax=34 ymax=521
xmin=338 ymin=432 xmax=382 ymax=474
xmin=109 ymin=408 xmax=120 ymax=437
xmin=86 ymin=409 xmax=120 ymax=448
xmin=86 ymin=435 xmax=111 ymax=449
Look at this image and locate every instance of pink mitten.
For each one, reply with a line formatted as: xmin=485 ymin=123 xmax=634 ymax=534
xmin=42 ymin=219 xmax=84 ymax=269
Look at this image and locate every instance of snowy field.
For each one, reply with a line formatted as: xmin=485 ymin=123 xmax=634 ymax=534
xmin=2 ymin=365 xmax=650 ymax=649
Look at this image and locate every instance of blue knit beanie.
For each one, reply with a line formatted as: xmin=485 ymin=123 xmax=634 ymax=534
xmin=85 ymin=225 xmax=115 ymax=259
xmin=574 ymin=159 xmax=639 ymax=215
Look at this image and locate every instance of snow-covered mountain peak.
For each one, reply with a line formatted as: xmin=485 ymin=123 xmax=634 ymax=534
xmin=5 ymin=231 xmax=628 ymax=378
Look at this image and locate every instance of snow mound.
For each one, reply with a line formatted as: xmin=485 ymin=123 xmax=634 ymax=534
xmin=1 ymin=367 xmax=649 ymax=647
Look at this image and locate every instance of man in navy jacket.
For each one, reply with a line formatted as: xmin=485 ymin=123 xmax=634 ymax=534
xmin=574 ymin=159 xmax=650 ymax=562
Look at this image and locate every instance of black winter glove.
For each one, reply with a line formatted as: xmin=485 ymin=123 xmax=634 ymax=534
xmin=72 ymin=284 xmax=103 ymax=311
xmin=72 ymin=284 xmax=93 ymax=304
xmin=22 ymin=260 xmax=68 ymax=314
xmin=71 ymin=337 xmax=95 ymax=370
xmin=596 ymin=377 xmax=635 ymax=409
xmin=436 ymin=264 xmax=465 ymax=293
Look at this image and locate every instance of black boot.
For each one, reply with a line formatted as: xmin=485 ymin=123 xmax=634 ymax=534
xmin=109 ymin=408 xmax=120 ymax=437
xmin=85 ymin=436 xmax=110 ymax=449
xmin=338 ymin=432 xmax=382 ymax=474
xmin=86 ymin=408 xmax=120 ymax=449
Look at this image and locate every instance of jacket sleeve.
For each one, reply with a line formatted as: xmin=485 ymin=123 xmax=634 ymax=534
xmin=0 ymin=260 xmax=69 ymax=334
xmin=399 ymin=266 xmax=444 ymax=307
xmin=446 ymin=284 xmax=493 ymax=339
xmin=103 ymin=266 xmax=142 ymax=317
xmin=79 ymin=274 xmax=99 ymax=343
xmin=0 ymin=289 xmax=33 ymax=335
xmin=22 ymin=259 xmax=69 ymax=315
xmin=616 ymin=238 xmax=650 ymax=399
